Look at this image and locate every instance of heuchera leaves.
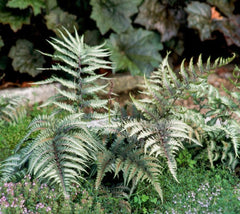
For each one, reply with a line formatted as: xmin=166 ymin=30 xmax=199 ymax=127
xmin=90 ymin=0 xmax=142 ymax=35
xmin=45 ymin=8 xmax=78 ymax=35
xmin=135 ymin=0 xmax=183 ymax=42
xmin=185 ymin=2 xmax=214 ymax=41
xmin=108 ymin=28 xmax=163 ymax=76
xmin=0 ymin=11 xmax=30 ymax=32
xmin=216 ymin=15 xmax=240 ymax=47
xmin=8 ymin=39 xmax=45 ymax=77
xmin=7 ymin=0 xmax=45 ymax=16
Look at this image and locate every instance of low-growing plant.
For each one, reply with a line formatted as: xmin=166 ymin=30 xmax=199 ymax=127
xmin=0 ymin=174 xmax=127 ymax=213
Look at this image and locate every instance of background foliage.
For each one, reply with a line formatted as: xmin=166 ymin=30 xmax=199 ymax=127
xmin=0 ymin=0 xmax=240 ymax=84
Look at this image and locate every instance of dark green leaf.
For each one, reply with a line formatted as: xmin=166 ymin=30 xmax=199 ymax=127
xmin=135 ymin=0 xmax=182 ymax=42
xmin=8 ymin=39 xmax=45 ymax=77
xmin=90 ymin=0 xmax=142 ymax=34
xmin=0 ymin=11 xmax=30 ymax=32
xmin=108 ymin=28 xmax=163 ymax=76
xmin=185 ymin=2 xmax=215 ymax=41
xmin=7 ymin=0 xmax=45 ymax=16
xmin=45 ymin=8 xmax=78 ymax=35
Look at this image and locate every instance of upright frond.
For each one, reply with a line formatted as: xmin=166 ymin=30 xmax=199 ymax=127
xmin=36 ymin=27 xmax=114 ymax=120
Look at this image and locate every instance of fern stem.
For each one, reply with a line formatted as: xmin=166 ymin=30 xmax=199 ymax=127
xmin=76 ymin=56 xmax=83 ymax=112
xmin=52 ymin=138 xmax=68 ymax=198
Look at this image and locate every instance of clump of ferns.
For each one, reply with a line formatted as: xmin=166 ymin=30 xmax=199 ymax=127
xmin=169 ymin=55 xmax=240 ymax=171
xmin=0 ymin=95 xmax=27 ymax=125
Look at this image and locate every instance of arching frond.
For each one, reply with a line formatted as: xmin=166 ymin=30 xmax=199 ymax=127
xmin=0 ymin=95 xmax=27 ymax=125
xmin=1 ymin=114 xmax=103 ymax=197
xmin=95 ymin=135 xmax=163 ymax=201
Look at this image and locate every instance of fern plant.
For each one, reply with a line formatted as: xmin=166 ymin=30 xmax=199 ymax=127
xmin=174 ymin=63 xmax=240 ymax=170
xmin=0 ymin=28 xmax=116 ymax=198
xmin=0 ymin=113 xmax=104 ymax=198
xmin=134 ymin=51 xmax=239 ymax=171
xmin=95 ymin=132 xmax=163 ymax=202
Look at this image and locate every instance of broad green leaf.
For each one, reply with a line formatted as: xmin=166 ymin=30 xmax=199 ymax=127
xmin=8 ymin=39 xmax=45 ymax=77
xmin=108 ymin=28 xmax=163 ymax=76
xmin=185 ymin=2 xmax=215 ymax=41
xmin=0 ymin=11 xmax=30 ymax=32
xmin=135 ymin=0 xmax=181 ymax=42
xmin=90 ymin=0 xmax=142 ymax=35
xmin=7 ymin=0 xmax=45 ymax=16
xmin=45 ymin=8 xmax=78 ymax=35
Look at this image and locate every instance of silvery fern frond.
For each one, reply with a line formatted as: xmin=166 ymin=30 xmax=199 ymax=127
xmin=36 ymin=27 xmax=114 ymax=120
xmin=95 ymin=135 xmax=163 ymax=201
xmin=1 ymin=113 xmax=103 ymax=198
xmin=123 ymin=54 xmax=204 ymax=182
xmin=0 ymin=95 xmax=27 ymax=125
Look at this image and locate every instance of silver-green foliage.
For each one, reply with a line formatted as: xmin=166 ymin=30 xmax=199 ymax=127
xmin=0 ymin=28 xmax=113 ymax=198
xmin=0 ymin=95 xmax=27 ymax=124
xmin=1 ymin=113 xmax=103 ymax=198
xmin=95 ymin=134 xmax=163 ymax=202
xmin=37 ymin=27 xmax=113 ymax=119
xmin=175 ymin=64 xmax=240 ymax=170
xmin=123 ymin=55 xmax=202 ymax=182
xmin=150 ymin=52 xmax=240 ymax=170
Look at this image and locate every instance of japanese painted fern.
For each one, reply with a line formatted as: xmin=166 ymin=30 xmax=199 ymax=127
xmin=37 ymin=27 xmax=113 ymax=119
xmin=0 ymin=28 xmax=113 ymax=198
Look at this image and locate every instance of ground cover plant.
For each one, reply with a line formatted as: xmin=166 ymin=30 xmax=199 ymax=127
xmin=0 ymin=28 xmax=240 ymax=213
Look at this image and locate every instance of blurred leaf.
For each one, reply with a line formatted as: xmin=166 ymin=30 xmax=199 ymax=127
xmin=7 ymin=0 xmax=45 ymax=16
xmin=45 ymin=0 xmax=58 ymax=13
xmin=216 ymin=15 xmax=240 ymax=47
xmin=210 ymin=7 xmax=224 ymax=20
xmin=185 ymin=1 xmax=215 ymax=41
xmin=207 ymin=0 xmax=236 ymax=16
xmin=90 ymin=0 xmax=142 ymax=35
xmin=0 ymin=11 xmax=30 ymax=32
xmin=0 ymin=56 xmax=9 ymax=70
xmin=84 ymin=30 xmax=102 ymax=46
xmin=108 ymin=28 xmax=163 ymax=76
xmin=0 ymin=36 xmax=4 ymax=50
xmin=45 ymin=8 xmax=78 ymax=35
xmin=135 ymin=0 xmax=182 ymax=42
xmin=8 ymin=39 xmax=45 ymax=77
